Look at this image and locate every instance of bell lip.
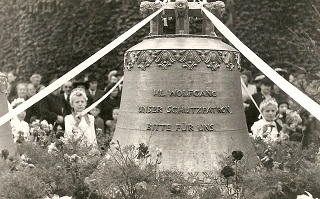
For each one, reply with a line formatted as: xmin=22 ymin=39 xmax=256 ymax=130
xmin=144 ymin=34 xmax=222 ymax=40
xmin=127 ymin=34 xmax=238 ymax=52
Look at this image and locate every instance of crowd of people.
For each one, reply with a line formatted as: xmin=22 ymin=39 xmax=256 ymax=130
xmin=5 ymin=70 xmax=124 ymax=148
xmin=241 ymin=67 xmax=320 ymax=148
xmin=3 ymin=66 xmax=320 ymax=149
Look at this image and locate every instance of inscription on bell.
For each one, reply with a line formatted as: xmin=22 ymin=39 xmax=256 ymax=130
xmin=146 ymin=123 xmax=216 ymax=132
xmin=138 ymin=105 xmax=231 ymax=114
xmin=153 ymin=89 xmax=166 ymax=97
xmin=168 ymin=89 xmax=217 ymax=97
xmin=153 ymin=89 xmax=217 ymax=97
xmin=138 ymin=105 xmax=163 ymax=113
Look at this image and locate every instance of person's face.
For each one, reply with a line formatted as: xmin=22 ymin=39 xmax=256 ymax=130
xmin=110 ymin=88 xmax=119 ymax=98
xmin=278 ymin=104 xmax=288 ymax=113
xmin=112 ymin=109 xmax=119 ymax=121
xmin=17 ymin=111 xmax=26 ymax=121
xmin=31 ymin=77 xmax=41 ymax=86
xmin=241 ymin=74 xmax=248 ymax=84
xmin=110 ymin=76 xmax=118 ymax=83
xmin=7 ymin=72 xmax=16 ymax=83
xmin=17 ymin=85 xmax=27 ymax=98
xmin=71 ymin=95 xmax=87 ymax=112
xmin=27 ymin=84 xmax=36 ymax=97
xmin=262 ymin=105 xmax=277 ymax=122
xmin=62 ymin=82 xmax=73 ymax=95
xmin=90 ymin=107 xmax=100 ymax=117
xmin=260 ymin=83 xmax=271 ymax=95
xmin=89 ymin=81 xmax=98 ymax=91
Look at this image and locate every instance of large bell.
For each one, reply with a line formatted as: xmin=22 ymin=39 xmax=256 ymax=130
xmin=113 ymin=1 xmax=257 ymax=173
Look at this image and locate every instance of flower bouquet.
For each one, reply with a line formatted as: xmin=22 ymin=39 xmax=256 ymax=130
xmin=29 ymin=120 xmax=54 ymax=145
xmin=279 ymin=110 xmax=304 ymax=142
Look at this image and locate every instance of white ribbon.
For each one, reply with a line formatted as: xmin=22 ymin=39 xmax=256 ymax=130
xmin=202 ymin=7 xmax=320 ymax=121
xmin=0 ymin=7 xmax=164 ymax=127
xmin=240 ymin=78 xmax=264 ymax=120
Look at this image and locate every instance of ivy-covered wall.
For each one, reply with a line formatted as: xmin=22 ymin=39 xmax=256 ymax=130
xmin=0 ymin=0 xmax=318 ymax=84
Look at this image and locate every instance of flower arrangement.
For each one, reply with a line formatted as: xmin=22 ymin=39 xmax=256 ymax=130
xmin=2 ymin=126 xmax=320 ymax=199
xmin=29 ymin=119 xmax=54 ymax=144
xmin=280 ymin=110 xmax=304 ymax=141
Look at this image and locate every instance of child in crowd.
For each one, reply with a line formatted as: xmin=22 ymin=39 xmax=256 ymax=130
xmin=276 ymin=101 xmax=289 ymax=128
xmin=89 ymin=105 xmax=105 ymax=133
xmin=251 ymin=98 xmax=281 ymax=142
xmin=106 ymin=107 xmax=119 ymax=142
xmin=64 ymin=88 xmax=97 ymax=145
xmin=10 ymin=98 xmax=30 ymax=142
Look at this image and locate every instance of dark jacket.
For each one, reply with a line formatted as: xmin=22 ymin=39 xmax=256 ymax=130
xmin=100 ymin=97 xmax=120 ymax=121
xmin=25 ymin=101 xmax=41 ymax=123
xmin=60 ymin=93 xmax=72 ymax=115
xmin=39 ymin=93 xmax=65 ymax=125
xmin=86 ymin=89 xmax=105 ymax=107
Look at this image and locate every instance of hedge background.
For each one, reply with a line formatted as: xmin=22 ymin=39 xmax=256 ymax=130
xmin=0 ymin=0 xmax=319 ymax=85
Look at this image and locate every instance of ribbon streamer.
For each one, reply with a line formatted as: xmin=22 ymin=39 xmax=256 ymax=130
xmin=240 ymin=78 xmax=264 ymax=120
xmin=202 ymin=7 xmax=320 ymax=121
xmin=81 ymin=76 xmax=124 ymax=116
xmin=0 ymin=7 xmax=164 ymax=127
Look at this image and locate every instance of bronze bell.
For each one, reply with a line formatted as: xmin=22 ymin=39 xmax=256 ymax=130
xmin=113 ymin=1 xmax=257 ymax=173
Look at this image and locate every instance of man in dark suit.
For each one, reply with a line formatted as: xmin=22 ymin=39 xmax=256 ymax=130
xmin=39 ymin=79 xmax=65 ymax=130
xmin=60 ymin=81 xmax=73 ymax=115
xmin=86 ymin=75 xmax=104 ymax=107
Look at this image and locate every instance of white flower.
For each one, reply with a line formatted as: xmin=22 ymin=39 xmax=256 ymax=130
xmin=52 ymin=195 xmax=60 ymax=199
xmin=135 ymin=181 xmax=147 ymax=190
xmin=155 ymin=147 xmax=163 ymax=158
xmin=49 ymin=194 xmax=72 ymax=199
xmin=11 ymin=98 xmax=25 ymax=108
xmin=48 ymin=143 xmax=57 ymax=153
xmin=297 ymin=191 xmax=318 ymax=199
xmin=20 ymin=154 xmax=26 ymax=160
xmin=41 ymin=120 xmax=49 ymax=127
xmin=35 ymin=119 xmax=40 ymax=124
xmin=49 ymin=124 xmax=53 ymax=131
xmin=104 ymin=153 xmax=111 ymax=160
xmin=113 ymin=143 xmax=120 ymax=150
xmin=28 ymin=164 xmax=35 ymax=168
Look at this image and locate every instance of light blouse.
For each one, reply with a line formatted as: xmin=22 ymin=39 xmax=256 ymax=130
xmin=64 ymin=114 xmax=97 ymax=145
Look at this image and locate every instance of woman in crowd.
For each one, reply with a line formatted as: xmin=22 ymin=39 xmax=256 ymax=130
xmin=15 ymin=83 xmax=28 ymax=100
xmin=30 ymin=73 xmax=45 ymax=93
xmin=25 ymin=83 xmax=41 ymax=123
xmin=7 ymin=71 xmax=18 ymax=103
xmin=100 ymin=83 xmax=121 ymax=122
